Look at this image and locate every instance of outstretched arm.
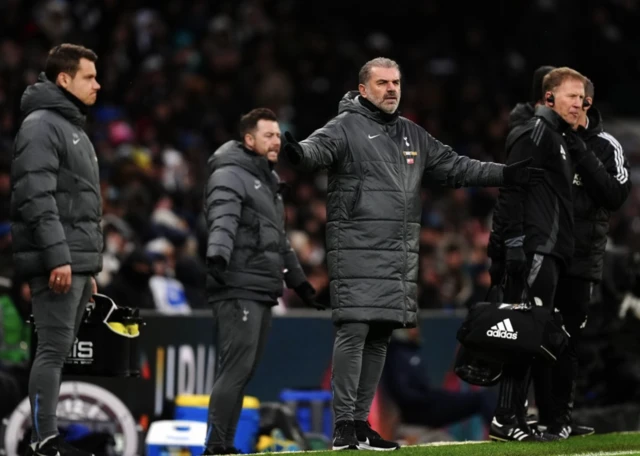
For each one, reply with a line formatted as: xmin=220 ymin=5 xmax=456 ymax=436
xmin=422 ymin=131 xmax=543 ymax=188
xmin=283 ymin=117 xmax=345 ymax=171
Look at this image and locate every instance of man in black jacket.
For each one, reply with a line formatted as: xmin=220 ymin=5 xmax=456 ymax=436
xmin=488 ymin=67 xmax=590 ymax=442
xmin=203 ymin=108 xmax=320 ymax=455
xmin=10 ymin=44 xmax=103 ymax=456
xmin=283 ymin=57 xmax=544 ymax=450
xmin=532 ymin=79 xmax=631 ymax=439
xmin=488 ymin=65 xmax=556 ymax=285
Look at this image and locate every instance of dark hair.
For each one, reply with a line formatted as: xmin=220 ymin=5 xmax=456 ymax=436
xmin=44 ymin=44 xmax=98 ymax=82
xmin=530 ymin=65 xmax=555 ymax=103
xmin=238 ymin=108 xmax=278 ymax=138
xmin=358 ymin=57 xmax=400 ymax=85
xmin=585 ymin=78 xmax=595 ymax=99
xmin=542 ymin=67 xmax=587 ymax=95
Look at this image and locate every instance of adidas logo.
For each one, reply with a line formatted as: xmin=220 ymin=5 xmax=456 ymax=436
xmin=486 ymin=318 xmax=518 ymax=340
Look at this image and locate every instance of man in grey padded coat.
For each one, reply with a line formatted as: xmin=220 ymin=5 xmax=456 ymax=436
xmin=11 ymin=44 xmax=103 ymax=456
xmin=203 ymin=108 xmax=323 ymax=455
xmin=283 ymin=57 xmax=545 ymax=450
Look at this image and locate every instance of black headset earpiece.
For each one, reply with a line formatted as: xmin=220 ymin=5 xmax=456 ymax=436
xmin=582 ymin=98 xmax=591 ymax=109
xmin=546 ymin=93 xmax=555 ymax=105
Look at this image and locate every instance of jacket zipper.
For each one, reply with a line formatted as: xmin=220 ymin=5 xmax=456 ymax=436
xmin=386 ymin=125 xmax=407 ymax=326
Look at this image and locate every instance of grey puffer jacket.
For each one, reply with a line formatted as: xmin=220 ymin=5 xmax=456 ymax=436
xmin=294 ymin=92 xmax=505 ymax=327
xmin=11 ymin=73 xmax=103 ymax=280
xmin=204 ymin=141 xmax=306 ymax=304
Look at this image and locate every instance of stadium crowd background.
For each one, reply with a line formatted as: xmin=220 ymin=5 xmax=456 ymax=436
xmin=0 ymin=0 xmax=639 ymax=311
xmin=0 ymin=0 xmax=640 ymax=449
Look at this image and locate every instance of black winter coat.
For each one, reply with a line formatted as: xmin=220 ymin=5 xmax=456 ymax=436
xmin=294 ymin=92 xmax=505 ymax=326
xmin=568 ymin=108 xmax=631 ymax=282
xmin=490 ymin=106 xmax=575 ymax=268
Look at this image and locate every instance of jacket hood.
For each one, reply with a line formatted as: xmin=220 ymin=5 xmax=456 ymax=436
xmin=20 ymin=72 xmax=86 ymax=126
xmin=338 ymin=91 xmax=399 ymax=125
xmin=208 ymin=140 xmax=276 ymax=186
xmin=582 ymin=107 xmax=604 ymax=139
xmin=509 ymin=102 xmax=535 ymax=129
xmin=534 ymin=105 xmax=573 ymax=133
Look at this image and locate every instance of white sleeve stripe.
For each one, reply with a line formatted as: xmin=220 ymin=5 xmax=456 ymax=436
xmin=598 ymin=132 xmax=628 ymax=184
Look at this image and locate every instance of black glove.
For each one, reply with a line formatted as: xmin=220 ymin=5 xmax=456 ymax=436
xmin=208 ymin=255 xmax=227 ymax=285
xmin=564 ymin=130 xmax=589 ymax=163
xmin=488 ymin=260 xmax=505 ymax=287
xmin=503 ymin=157 xmax=545 ymax=186
xmin=294 ymin=281 xmax=325 ymax=310
xmin=283 ymin=131 xmax=304 ymax=165
xmin=505 ymin=245 xmax=527 ymax=278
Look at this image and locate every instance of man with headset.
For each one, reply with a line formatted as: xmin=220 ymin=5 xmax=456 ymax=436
xmin=531 ymin=77 xmax=631 ymax=439
xmin=488 ymin=67 xmax=589 ymax=442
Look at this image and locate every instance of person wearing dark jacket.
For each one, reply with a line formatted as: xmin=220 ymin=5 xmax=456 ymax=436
xmin=382 ymin=328 xmax=495 ymax=429
xmin=488 ymin=67 xmax=590 ymax=443
xmin=488 ymin=65 xmax=556 ymax=294
xmin=283 ymin=57 xmax=544 ymax=451
xmin=10 ymin=44 xmax=102 ymax=456
xmin=531 ymin=79 xmax=631 ymax=439
xmin=203 ymin=108 xmax=321 ymax=455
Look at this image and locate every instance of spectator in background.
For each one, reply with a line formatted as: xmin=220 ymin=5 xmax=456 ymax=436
xmin=146 ymin=237 xmax=191 ymax=314
xmin=95 ymin=214 xmax=135 ymax=289
xmin=382 ymin=327 xmax=495 ymax=429
xmin=0 ymin=1 xmax=636 ymax=317
xmin=437 ymin=240 xmax=473 ymax=309
xmin=103 ymin=248 xmax=155 ymax=310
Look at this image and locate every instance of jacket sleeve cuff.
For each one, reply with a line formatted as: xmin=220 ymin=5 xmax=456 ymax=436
xmin=576 ymin=149 xmax=601 ymax=175
xmin=284 ymin=267 xmax=307 ymax=289
xmin=43 ymin=243 xmax=72 ymax=271
xmin=206 ymin=245 xmax=231 ymax=265
xmin=504 ymin=236 xmax=525 ymax=248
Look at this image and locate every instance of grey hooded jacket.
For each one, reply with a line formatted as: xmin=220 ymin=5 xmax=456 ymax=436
xmin=204 ymin=141 xmax=306 ymax=304
xmin=11 ymin=73 xmax=103 ymax=280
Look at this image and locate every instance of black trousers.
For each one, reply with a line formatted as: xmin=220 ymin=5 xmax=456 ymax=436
xmin=494 ymin=254 xmax=560 ymax=424
xmin=532 ymin=276 xmax=591 ymax=427
xmin=206 ymin=299 xmax=273 ymax=447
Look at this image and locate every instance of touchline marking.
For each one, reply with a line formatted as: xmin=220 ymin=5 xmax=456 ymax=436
xmin=557 ymin=452 xmax=640 ymax=456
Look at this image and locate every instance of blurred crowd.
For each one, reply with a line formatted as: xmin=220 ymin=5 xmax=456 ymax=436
xmin=0 ymin=0 xmax=640 ymax=317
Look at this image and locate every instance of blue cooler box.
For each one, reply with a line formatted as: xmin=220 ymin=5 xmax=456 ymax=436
xmin=146 ymin=420 xmax=207 ymax=456
xmin=280 ymin=389 xmax=333 ymax=438
xmin=174 ymin=394 xmax=260 ymax=454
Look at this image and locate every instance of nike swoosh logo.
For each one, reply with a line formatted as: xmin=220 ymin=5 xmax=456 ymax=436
xmin=368 ymin=134 xmax=380 ymax=139
xmin=73 ymin=138 xmax=80 ymax=144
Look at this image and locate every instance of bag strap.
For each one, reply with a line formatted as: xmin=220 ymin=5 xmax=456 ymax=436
xmin=488 ymin=273 xmax=536 ymax=308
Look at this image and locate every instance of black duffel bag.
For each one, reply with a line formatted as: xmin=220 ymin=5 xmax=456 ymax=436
xmin=456 ymin=283 xmax=569 ymax=366
xmin=30 ymin=293 xmax=144 ymax=377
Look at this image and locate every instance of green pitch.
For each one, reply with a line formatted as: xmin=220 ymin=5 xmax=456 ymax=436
xmin=301 ymin=432 xmax=640 ymax=456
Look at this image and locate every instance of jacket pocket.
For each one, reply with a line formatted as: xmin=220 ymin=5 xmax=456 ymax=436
xmin=350 ymin=181 xmax=363 ymax=214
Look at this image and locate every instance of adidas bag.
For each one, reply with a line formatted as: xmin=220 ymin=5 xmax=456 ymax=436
xmin=456 ymin=288 xmax=568 ymax=365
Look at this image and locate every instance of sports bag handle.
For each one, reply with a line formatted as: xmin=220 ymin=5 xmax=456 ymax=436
xmin=487 ymin=272 xmax=535 ymax=308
